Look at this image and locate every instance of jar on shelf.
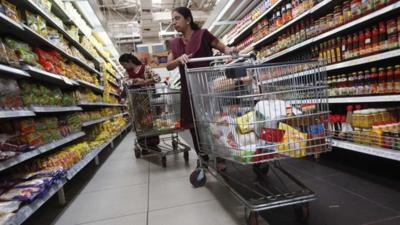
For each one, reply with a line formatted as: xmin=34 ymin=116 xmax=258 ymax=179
xmin=352 ymin=110 xmax=361 ymax=128
xmin=343 ymin=1 xmax=352 ymax=23
xmin=364 ymin=27 xmax=372 ymax=55
xmin=353 ymin=128 xmax=362 ymax=143
xmin=335 ymin=37 xmax=342 ymax=62
xmin=352 ymin=33 xmax=360 ymax=58
xmin=351 ymin=0 xmax=362 ymax=20
xmin=386 ymin=66 xmax=394 ymax=93
xmin=374 ymin=0 xmax=387 ymax=10
xmin=347 ymin=34 xmax=354 ymax=59
xmin=372 ymin=25 xmax=380 ymax=53
xmin=348 ymin=73 xmax=356 ymax=95
xmin=356 ymin=71 xmax=365 ymax=95
xmin=361 ymin=0 xmax=374 ymax=15
xmin=379 ymin=21 xmax=388 ymax=51
xmin=394 ymin=65 xmax=400 ymax=93
xmin=361 ymin=129 xmax=373 ymax=145
xmin=327 ymin=13 xmax=334 ymax=30
xmin=372 ymin=122 xmax=384 ymax=146
xmin=378 ymin=67 xmax=387 ymax=94
xmin=382 ymin=108 xmax=391 ymax=122
xmin=359 ymin=30 xmax=366 ymax=55
xmin=334 ymin=5 xmax=344 ymax=27
xmin=370 ymin=67 xmax=379 ymax=93
xmin=364 ymin=69 xmax=372 ymax=94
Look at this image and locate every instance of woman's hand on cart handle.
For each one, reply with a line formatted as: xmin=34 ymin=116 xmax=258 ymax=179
xmin=178 ymin=53 xmax=193 ymax=65
xmin=225 ymin=46 xmax=238 ymax=56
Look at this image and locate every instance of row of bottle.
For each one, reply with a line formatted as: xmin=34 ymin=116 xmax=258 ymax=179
xmin=328 ymin=65 xmax=400 ymax=96
xmin=329 ymin=105 xmax=400 ymax=150
xmin=258 ymin=16 xmax=400 ymax=60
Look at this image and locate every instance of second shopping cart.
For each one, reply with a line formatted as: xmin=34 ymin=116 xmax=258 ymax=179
xmin=127 ymin=85 xmax=190 ymax=167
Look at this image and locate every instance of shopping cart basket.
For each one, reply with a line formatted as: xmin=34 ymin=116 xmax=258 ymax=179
xmin=185 ymin=55 xmax=331 ymax=224
xmin=127 ymin=86 xmax=190 ymax=167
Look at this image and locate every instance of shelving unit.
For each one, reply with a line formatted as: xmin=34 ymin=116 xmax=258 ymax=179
xmin=0 ymin=2 xmax=127 ymax=223
xmin=30 ymin=106 xmax=83 ymax=113
xmin=259 ymin=1 xmax=400 ymax=63
xmin=227 ymin=0 xmax=283 ymax=45
xmin=4 ymin=124 xmax=131 ymax=225
xmin=332 ymin=140 xmax=400 ymax=161
xmin=0 ymin=132 xmax=86 ymax=173
xmin=0 ymin=110 xmax=35 ymax=119
xmin=223 ymin=0 xmax=400 ymax=162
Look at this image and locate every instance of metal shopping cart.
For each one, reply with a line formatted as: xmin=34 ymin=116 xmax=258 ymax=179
xmin=185 ymin=55 xmax=331 ymax=225
xmin=127 ymin=86 xmax=190 ymax=167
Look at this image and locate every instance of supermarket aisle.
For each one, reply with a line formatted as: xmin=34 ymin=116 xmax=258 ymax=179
xmin=33 ymin=130 xmax=268 ymax=225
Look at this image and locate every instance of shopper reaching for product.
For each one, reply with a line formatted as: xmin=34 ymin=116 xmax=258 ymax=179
xmin=166 ymin=6 xmax=237 ymax=170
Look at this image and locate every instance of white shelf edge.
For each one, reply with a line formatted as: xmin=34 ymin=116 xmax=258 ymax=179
xmin=0 ymin=110 xmax=35 ymax=119
xmin=332 ymin=139 xmax=400 ymax=161
xmin=7 ymin=179 xmax=67 ymax=225
xmin=0 ymin=64 xmax=30 ymax=78
xmin=227 ymin=0 xmax=283 ymax=45
xmin=326 ymin=48 xmax=400 ymax=71
xmin=31 ymin=106 xmax=82 ymax=113
xmin=82 ymin=116 xmax=111 ymax=127
xmin=77 ymin=79 xmax=104 ymax=92
xmin=0 ymin=132 xmax=85 ymax=172
xmin=329 ymin=95 xmax=400 ymax=103
xmin=0 ymin=12 xmax=24 ymax=30
xmin=252 ymin=0 xmax=332 ymax=48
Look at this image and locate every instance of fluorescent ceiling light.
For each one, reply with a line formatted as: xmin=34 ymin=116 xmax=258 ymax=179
xmin=208 ymin=0 xmax=235 ymax=31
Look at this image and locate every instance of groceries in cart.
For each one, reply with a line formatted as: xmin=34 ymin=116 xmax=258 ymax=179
xmin=208 ymin=99 xmax=327 ymax=163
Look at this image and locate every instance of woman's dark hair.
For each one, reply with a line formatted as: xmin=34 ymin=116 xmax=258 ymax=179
xmin=173 ymin=7 xmax=200 ymax=30
xmin=119 ymin=53 xmax=142 ymax=65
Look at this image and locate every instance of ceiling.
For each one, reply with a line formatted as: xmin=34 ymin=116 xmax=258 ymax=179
xmin=91 ymin=0 xmax=219 ymax=53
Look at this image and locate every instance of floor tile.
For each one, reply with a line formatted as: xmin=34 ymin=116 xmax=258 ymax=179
xmin=78 ymin=213 xmax=147 ymax=225
xmin=322 ymin=173 xmax=400 ymax=213
xmin=364 ymin=216 xmax=400 ymax=225
xmin=83 ymin=166 xmax=149 ymax=193
xmin=149 ymin=176 xmax=215 ymax=211
xmin=261 ymin=178 xmax=397 ymax=225
xmin=55 ymin=184 xmax=148 ymax=225
xmin=149 ymin=199 xmax=269 ymax=225
xmin=149 ymin=156 xmax=196 ymax=183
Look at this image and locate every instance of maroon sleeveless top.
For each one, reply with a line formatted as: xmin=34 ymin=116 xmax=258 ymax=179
xmin=169 ymin=29 xmax=217 ymax=129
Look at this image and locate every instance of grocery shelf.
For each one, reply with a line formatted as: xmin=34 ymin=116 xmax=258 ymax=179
xmin=77 ymin=79 xmax=104 ymax=93
xmin=78 ymin=102 xmax=126 ymax=107
xmin=260 ymin=1 xmax=400 ymax=63
xmin=22 ymin=65 xmax=75 ymax=87
xmin=82 ymin=116 xmax=111 ymax=127
xmin=6 ymin=179 xmax=67 ymax=225
xmin=21 ymin=0 xmax=100 ymax=64
xmin=332 ymin=139 xmax=400 ymax=161
xmin=0 ymin=110 xmax=35 ymax=119
xmin=110 ymin=92 xmax=120 ymax=97
xmin=67 ymin=124 xmax=131 ymax=180
xmin=21 ymin=25 xmax=100 ymax=77
xmin=258 ymin=67 xmax=317 ymax=85
xmin=326 ymin=48 xmax=400 ymax=71
xmin=328 ymin=95 xmax=400 ymax=103
xmin=252 ymin=0 xmax=332 ymax=48
xmin=30 ymin=106 xmax=82 ymax=113
xmin=0 ymin=132 xmax=85 ymax=172
xmin=108 ymin=79 xmax=120 ymax=88
xmin=0 ymin=64 xmax=30 ymax=79
xmin=227 ymin=0 xmax=283 ymax=45
xmin=0 ymin=12 xmax=24 ymax=32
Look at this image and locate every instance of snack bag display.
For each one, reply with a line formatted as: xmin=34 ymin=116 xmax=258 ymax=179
xmin=2 ymin=0 xmax=20 ymax=22
xmin=277 ymin=122 xmax=308 ymax=158
xmin=0 ymin=186 xmax=42 ymax=201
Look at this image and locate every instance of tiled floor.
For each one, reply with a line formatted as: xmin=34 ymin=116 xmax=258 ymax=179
xmin=23 ymin=131 xmax=400 ymax=225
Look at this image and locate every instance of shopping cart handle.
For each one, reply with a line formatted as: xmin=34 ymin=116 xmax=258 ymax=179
xmin=187 ymin=53 xmax=255 ymax=63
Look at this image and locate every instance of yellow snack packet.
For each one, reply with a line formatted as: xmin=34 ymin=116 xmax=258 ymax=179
xmin=235 ymin=111 xmax=256 ymax=134
xmin=277 ymin=123 xmax=308 ymax=158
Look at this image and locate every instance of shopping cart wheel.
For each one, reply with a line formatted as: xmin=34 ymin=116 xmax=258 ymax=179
xmin=245 ymin=210 xmax=259 ymax=225
xmin=134 ymin=147 xmax=141 ymax=158
xmin=189 ymin=168 xmax=206 ymax=188
xmin=172 ymin=140 xmax=178 ymax=150
xmin=252 ymin=163 xmax=270 ymax=176
xmin=293 ymin=203 xmax=310 ymax=222
xmin=183 ymin=151 xmax=189 ymax=162
xmin=161 ymin=156 xmax=167 ymax=167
